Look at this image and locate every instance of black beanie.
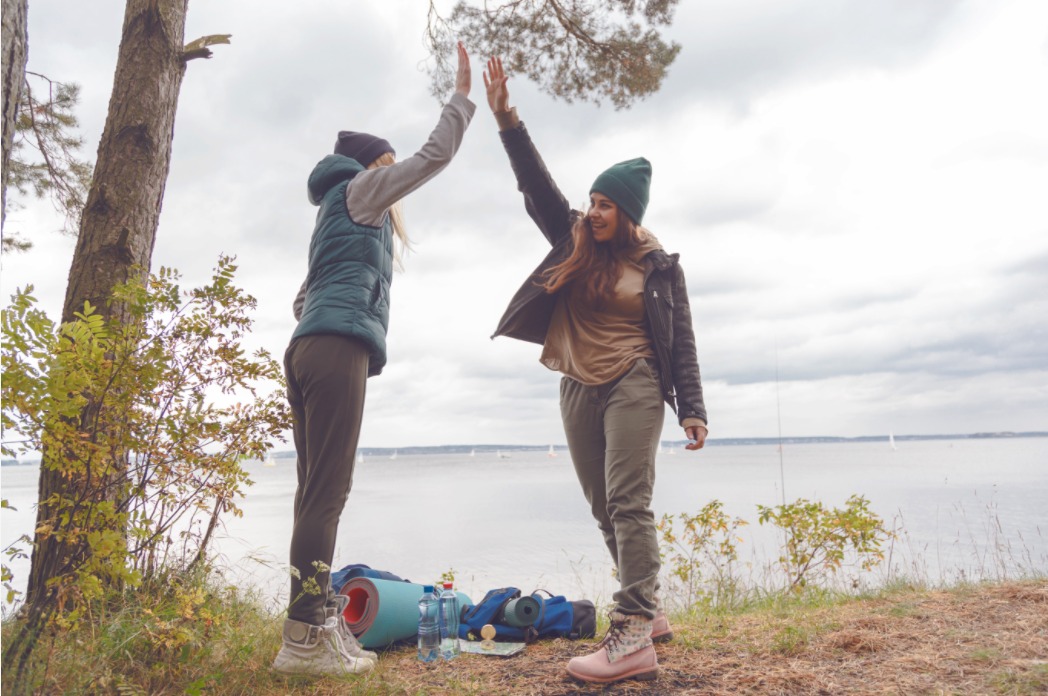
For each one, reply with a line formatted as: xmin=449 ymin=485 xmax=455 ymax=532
xmin=589 ymin=157 xmax=652 ymax=225
xmin=333 ymin=131 xmax=395 ymax=167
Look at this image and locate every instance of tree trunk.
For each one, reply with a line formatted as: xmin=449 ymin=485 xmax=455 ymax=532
xmin=62 ymin=0 xmax=189 ymax=326
xmin=25 ymin=0 xmax=190 ymax=610
xmin=1 ymin=0 xmax=29 ymax=231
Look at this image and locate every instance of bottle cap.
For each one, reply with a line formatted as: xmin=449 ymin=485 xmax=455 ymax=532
xmin=443 ymin=581 xmax=453 ymax=589
xmin=423 ymin=585 xmax=434 ymax=593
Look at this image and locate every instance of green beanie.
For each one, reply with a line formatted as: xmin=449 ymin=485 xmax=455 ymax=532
xmin=589 ymin=157 xmax=652 ymax=224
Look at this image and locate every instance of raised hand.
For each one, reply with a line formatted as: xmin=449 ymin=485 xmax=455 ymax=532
xmin=455 ymin=41 xmax=471 ymax=98
xmin=482 ymin=56 xmax=510 ymax=114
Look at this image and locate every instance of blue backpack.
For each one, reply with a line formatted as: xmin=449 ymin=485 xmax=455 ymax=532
xmin=458 ymin=587 xmax=596 ymax=643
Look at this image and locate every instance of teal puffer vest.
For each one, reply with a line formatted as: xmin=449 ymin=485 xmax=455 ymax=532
xmin=292 ymin=154 xmax=394 ymax=376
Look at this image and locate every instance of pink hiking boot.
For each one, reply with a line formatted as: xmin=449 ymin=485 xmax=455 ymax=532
xmin=651 ymin=608 xmax=674 ymax=643
xmin=567 ymin=611 xmax=658 ymax=685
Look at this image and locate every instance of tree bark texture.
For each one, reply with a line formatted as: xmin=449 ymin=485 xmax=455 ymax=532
xmin=1 ymin=0 xmax=29 ymax=230
xmin=62 ymin=0 xmax=189 ymax=325
xmin=26 ymin=0 xmax=190 ymax=609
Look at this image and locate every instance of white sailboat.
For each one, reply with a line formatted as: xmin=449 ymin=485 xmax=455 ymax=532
xmin=470 ymin=448 xmax=475 ymax=457
xmin=263 ymin=452 xmax=276 ymax=467
xmin=357 ymin=451 xmax=364 ymax=465
xmin=389 ymin=450 xmax=397 ymax=460
xmin=889 ymin=432 xmax=897 ymax=451
xmin=497 ymin=449 xmax=511 ymax=459
xmin=547 ymin=445 xmax=557 ymax=458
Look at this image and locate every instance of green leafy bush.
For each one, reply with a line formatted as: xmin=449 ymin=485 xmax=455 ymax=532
xmin=657 ymin=500 xmax=748 ymax=610
xmin=758 ymin=495 xmax=893 ymax=592
xmin=1 ymin=256 xmax=289 ymax=615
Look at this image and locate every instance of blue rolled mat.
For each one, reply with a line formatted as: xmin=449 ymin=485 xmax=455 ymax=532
xmin=339 ymin=577 xmax=473 ymax=649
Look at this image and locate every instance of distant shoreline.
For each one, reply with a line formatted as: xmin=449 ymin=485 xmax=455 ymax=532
xmin=7 ymin=431 xmax=1044 ymax=467
xmin=4 ymin=431 xmax=1044 ymax=466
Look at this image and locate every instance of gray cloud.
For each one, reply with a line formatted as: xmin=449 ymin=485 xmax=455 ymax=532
xmin=667 ymin=0 xmax=965 ymax=104
xmin=6 ymin=0 xmax=1046 ymax=446
xmin=1003 ymin=249 xmax=1048 ymax=277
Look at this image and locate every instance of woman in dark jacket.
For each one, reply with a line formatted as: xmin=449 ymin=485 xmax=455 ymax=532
xmin=485 ymin=57 xmax=708 ymax=685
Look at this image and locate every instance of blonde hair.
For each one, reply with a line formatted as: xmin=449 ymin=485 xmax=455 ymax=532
xmin=368 ymin=152 xmax=411 ymax=270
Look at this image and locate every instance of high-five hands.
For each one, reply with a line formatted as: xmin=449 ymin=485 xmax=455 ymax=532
xmin=483 ymin=56 xmax=510 ymax=114
xmin=455 ymin=41 xmax=471 ymax=98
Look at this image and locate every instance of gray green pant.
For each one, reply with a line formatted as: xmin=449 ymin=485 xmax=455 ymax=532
xmin=560 ymin=358 xmax=664 ymax=619
xmin=284 ymin=334 xmax=369 ymax=625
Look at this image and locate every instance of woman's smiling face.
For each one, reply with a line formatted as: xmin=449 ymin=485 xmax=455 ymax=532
xmin=587 ymin=192 xmax=620 ymax=243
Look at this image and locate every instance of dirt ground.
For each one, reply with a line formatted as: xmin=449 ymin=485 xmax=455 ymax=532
xmin=375 ymin=580 xmax=1047 ymax=695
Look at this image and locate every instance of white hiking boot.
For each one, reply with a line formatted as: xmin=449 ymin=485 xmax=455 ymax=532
xmin=272 ymin=616 xmax=373 ymax=677
xmin=327 ymin=594 xmax=379 ymax=664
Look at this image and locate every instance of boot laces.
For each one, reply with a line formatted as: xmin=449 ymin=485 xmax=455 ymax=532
xmin=599 ymin=615 xmax=629 ymax=652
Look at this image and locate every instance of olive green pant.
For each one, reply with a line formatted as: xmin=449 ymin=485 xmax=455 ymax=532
xmin=560 ymin=358 xmax=664 ymax=619
xmin=284 ymin=334 xmax=369 ymax=625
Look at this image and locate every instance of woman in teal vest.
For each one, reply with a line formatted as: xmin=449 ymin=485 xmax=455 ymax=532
xmin=273 ymin=43 xmax=476 ymax=678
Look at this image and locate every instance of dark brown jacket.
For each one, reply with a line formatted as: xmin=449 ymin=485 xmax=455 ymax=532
xmin=490 ymin=121 xmax=707 ymax=425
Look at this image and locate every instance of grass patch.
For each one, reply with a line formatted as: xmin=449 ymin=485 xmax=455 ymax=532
xmin=885 ymin=599 xmax=922 ymax=618
xmin=990 ymin=663 xmax=1048 ymax=695
xmin=971 ymin=647 xmax=1005 ymax=663
xmin=770 ymin=624 xmax=811 ymax=655
xmin=3 ymin=576 xmax=1045 ymax=695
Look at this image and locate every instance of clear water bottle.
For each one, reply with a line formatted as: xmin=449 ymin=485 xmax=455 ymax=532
xmin=438 ymin=581 xmax=461 ymax=660
xmin=417 ymin=585 xmax=440 ymax=663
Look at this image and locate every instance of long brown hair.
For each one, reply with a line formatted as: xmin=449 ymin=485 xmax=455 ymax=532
xmin=541 ymin=209 xmax=650 ymax=307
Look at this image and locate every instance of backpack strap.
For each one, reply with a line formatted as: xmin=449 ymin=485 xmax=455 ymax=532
xmin=528 ymin=589 xmax=553 ymax=629
xmin=459 ymin=587 xmax=524 ymax=641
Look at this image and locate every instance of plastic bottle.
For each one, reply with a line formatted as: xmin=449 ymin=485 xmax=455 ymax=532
xmin=417 ymin=585 xmax=440 ymax=663
xmin=438 ymin=581 xmax=461 ymax=660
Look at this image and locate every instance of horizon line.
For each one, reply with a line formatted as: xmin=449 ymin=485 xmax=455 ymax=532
xmin=278 ymin=430 xmax=1048 ymax=456
xmin=3 ymin=431 xmax=1044 ymax=465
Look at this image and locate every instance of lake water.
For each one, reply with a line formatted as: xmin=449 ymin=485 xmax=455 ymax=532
xmin=2 ymin=437 xmax=1045 ymax=612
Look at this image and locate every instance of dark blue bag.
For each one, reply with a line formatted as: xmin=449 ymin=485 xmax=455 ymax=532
xmin=330 ymin=563 xmax=409 ymax=593
xmin=458 ymin=587 xmax=596 ymax=643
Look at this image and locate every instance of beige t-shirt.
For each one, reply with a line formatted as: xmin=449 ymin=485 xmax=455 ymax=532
xmin=541 ymin=241 xmax=661 ymax=385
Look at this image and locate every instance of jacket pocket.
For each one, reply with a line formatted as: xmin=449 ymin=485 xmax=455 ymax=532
xmin=649 ymin=286 xmax=676 ymax=401
xmin=369 ymin=276 xmax=387 ymax=309
xmin=651 ymin=289 xmax=673 ymax=340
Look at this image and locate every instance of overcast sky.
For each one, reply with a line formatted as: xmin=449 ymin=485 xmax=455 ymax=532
xmin=3 ymin=0 xmax=1046 ymax=449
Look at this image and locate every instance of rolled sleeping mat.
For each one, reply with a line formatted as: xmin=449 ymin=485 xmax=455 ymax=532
xmin=339 ymin=577 xmax=472 ymax=649
xmin=501 ymin=595 xmax=541 ymax=627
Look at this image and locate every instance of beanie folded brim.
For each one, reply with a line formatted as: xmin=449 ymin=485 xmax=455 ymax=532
xmin=590 ymin=157 xmax=651 ymax=225
xmin=334 ymin=131 xmax=395 ymax=167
